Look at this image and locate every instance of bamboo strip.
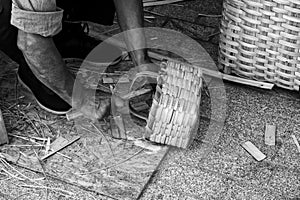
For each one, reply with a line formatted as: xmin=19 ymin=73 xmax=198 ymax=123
xmin=143 ymin=0 xmax=185 ymax=7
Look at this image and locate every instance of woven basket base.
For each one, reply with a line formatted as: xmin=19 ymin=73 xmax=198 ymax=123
xmin=145 ymin=60 xmax=203 ymax=148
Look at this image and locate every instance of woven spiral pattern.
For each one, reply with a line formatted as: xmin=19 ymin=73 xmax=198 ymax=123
xmin=145 ymin=60 xmax=202 ymax=148
xmin=219 ymin=0 xmax=300 ymax=90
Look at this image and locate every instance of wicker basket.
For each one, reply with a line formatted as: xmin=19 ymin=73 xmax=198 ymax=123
xmin=144 ymin=60 xmax=203 ymax=148
xmin=218 ymin=0 xmax=300 ymax=90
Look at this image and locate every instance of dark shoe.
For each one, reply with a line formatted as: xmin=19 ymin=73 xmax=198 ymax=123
xmin=53 ymin=22 xmax=123 ymax=65
xmin=17 ymin=59 xmax=71 ymax=115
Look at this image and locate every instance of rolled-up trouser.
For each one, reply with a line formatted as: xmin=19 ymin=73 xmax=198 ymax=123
xmin=11 ymin=0 xmax=62 ymax=37
xmin=10 ymin=0 xmax=116 ymax=37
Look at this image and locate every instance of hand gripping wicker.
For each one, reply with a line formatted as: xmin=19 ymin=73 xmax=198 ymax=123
xmin=219 ymin=0 xmax=300 ymax=90
xmin=144 ymin=60 xmax=203 ymax=149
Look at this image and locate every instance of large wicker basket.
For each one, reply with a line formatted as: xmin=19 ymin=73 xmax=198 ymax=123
xmin=218 ymin=0 xmax=300 ymax=90
xmin=144 ymin=60 xmax=203 ymax=148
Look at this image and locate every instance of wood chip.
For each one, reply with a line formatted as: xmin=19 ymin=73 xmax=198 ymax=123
xmin=265 ymin=124 xmax=276 ymax=146
xmin=103 ymin=77 xmax=114 ymax=84
xmin=241 ymin=141 xmax=266 ymax=161
xmin=291 ymin=135 xmax=300 ymax=153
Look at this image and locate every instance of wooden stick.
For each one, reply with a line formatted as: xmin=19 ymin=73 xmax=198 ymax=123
xmin=41 ymin=136 xmax=80 ymax=160
xmin=0 ymin=109 xmax=8 ymax=145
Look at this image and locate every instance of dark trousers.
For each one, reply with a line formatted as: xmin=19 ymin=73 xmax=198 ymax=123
xmin=0 ymin=0 xmax=22 ymax=63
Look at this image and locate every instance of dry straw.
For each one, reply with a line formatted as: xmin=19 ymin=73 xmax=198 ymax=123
xmin=219 ymin=0 xmax=300 ymax=90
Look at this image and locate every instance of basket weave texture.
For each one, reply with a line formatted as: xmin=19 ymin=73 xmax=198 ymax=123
xmin=145 ymin=61 xmax=203 ymax=148
xmin=219 ymin=0 xmax=300 ymax=90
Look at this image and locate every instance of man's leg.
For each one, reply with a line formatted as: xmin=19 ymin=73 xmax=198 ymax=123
xmin=10 ymin=0 xmax=112 ymax=120
xmin=0 ymin=0 xmax=71 ymax=114
xmin=11 ymin=0 xmax=74 ymax=105
xmin=113 ymin=0 xmax=160 ymax=73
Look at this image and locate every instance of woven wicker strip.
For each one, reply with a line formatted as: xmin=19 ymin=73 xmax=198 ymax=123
xmin=219 ymin=0 xmax=300 ymax=90
xmin=145 ymin=60 xmax=202 ymax=148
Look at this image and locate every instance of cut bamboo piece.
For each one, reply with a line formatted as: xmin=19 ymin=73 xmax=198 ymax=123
xmin=291 ymin=135 xmax=300 ymax=153
xmin=41 ymin=136 xmax=80 ymax=160
xmin=265 ymin=124 xmax=276 ymax=146
xmin=0 ymin=109 xmax=8 ymax=145
xmin=110 ymin=115 xmax=127 ymax=139
xmin=241 ymin=141 xmax=266 ymax=161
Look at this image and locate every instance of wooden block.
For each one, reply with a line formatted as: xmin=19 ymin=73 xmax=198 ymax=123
xmin=0 ymin=109 xmax=8 ymax=145
xmin=241 ymin=141 xmax=266 ymax=161
xmin=265 ymin=124 xmax=276 ymax=146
